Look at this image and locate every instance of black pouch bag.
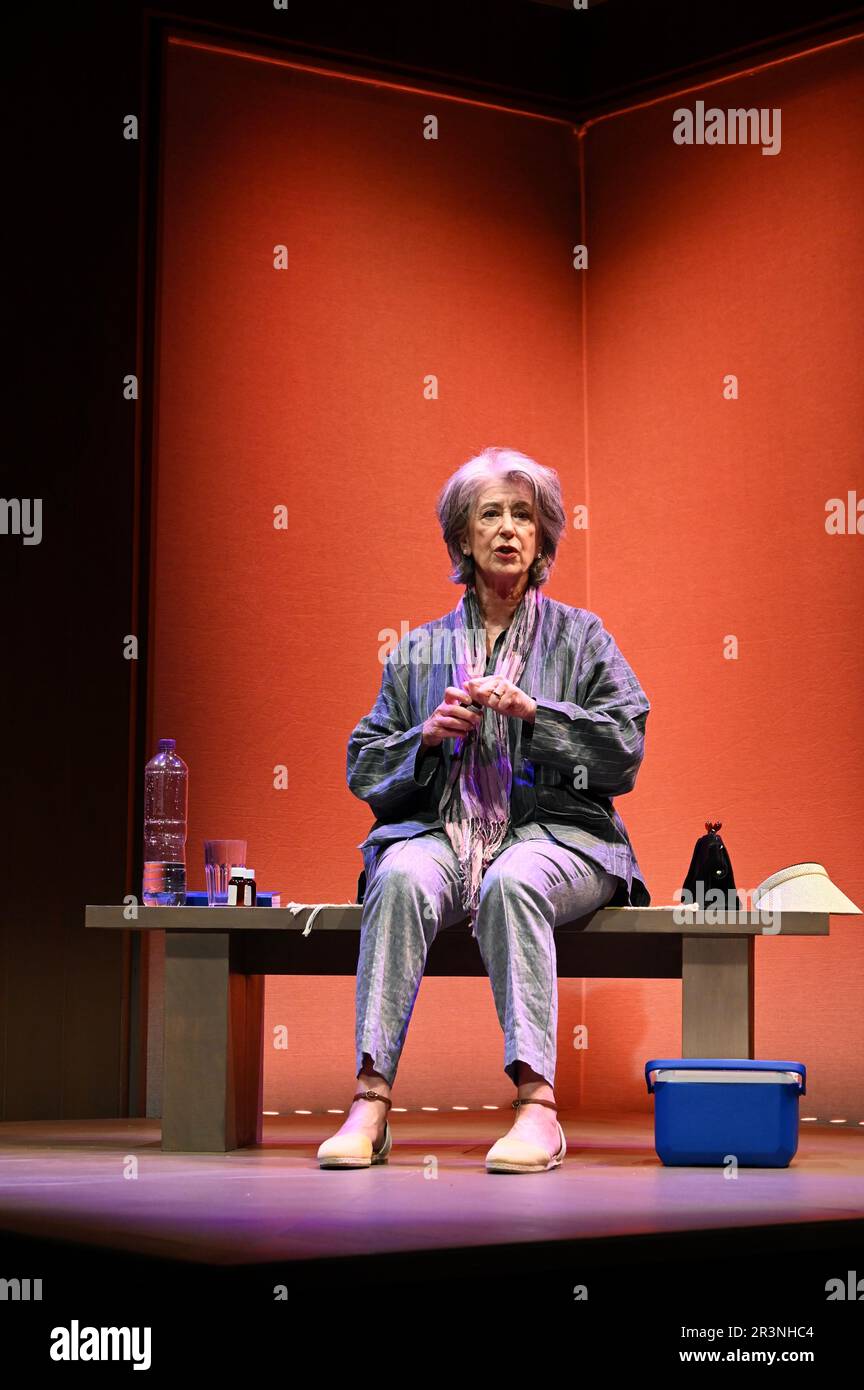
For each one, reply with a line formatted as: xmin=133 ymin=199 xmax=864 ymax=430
xmin=681 ymin=820 xmax=743 ymax=911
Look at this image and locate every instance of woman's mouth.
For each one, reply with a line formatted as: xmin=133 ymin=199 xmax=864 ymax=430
xmin=495 ymin=546 xmax=517 ymax=557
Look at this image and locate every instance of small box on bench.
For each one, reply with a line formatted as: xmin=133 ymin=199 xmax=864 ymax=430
xmin=183 ymin=891 xmax=281 ymax=908
xmin=645 ymin=1058 xmax=807 ymax=1168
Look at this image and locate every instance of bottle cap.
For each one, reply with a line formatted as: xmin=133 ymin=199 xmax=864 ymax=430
xmin=157 ymin=738 xmax=176 ymax=751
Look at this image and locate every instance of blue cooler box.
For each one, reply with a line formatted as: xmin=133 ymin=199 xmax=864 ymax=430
xmin=645 ymin=1059 xmax=806 ymax=1168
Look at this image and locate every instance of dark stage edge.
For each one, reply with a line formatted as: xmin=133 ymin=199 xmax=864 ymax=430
xmin=1 ymin=1218 xmax=861 ymax=1368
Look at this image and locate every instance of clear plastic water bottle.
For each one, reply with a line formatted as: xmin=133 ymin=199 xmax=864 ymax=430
xmin=142 ymin=738 xmax=189 ymax=906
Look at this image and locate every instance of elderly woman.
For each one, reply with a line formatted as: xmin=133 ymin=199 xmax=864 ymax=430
xmin=317 ymin=446 xmax=651 ymax=1174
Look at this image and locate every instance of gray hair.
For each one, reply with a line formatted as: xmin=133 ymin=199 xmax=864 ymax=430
xmin=435 ymin=446 xmax=566 ymax=587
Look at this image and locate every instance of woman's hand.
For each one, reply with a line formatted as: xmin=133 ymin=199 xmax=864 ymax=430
xmin=465 ymin=676 xmax=537 ymax=722
xmin=420 ymin=687 xmax=483 ymax=748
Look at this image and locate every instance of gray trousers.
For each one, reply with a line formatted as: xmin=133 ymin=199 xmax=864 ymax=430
xmin=355 ymin=823 xmax=619 ymax=1089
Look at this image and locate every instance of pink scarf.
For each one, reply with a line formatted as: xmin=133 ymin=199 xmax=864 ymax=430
xmin=438 ymin=583 xmax=542 ymax=936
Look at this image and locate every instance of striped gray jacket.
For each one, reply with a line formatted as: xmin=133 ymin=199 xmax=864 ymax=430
xmin=347 ymin=591 xmax=651 ymax=907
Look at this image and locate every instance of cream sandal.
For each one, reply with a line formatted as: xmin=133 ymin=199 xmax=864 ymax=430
xmin=485 ymin=1096 xmax=566 ymax=1174
xmin=317 ymin=1090 xmax=393 ymax=1168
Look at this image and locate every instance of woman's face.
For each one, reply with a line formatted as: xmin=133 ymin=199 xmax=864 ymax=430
xmin=463 ymin=479 xmax=539 ymax=585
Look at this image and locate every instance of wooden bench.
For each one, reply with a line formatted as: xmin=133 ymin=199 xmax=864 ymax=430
xmin=85 ymin=903 xmax=828 ymax=1153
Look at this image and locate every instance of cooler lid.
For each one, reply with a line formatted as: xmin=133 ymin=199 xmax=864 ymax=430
xmin=645 ymin=1058 xmax=806 ymax=1094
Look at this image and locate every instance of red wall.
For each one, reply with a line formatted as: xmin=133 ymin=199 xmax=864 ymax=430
xmin=578 ymin=36 xmax=864 ymax=1116
xmin=146 ymin=32 xmax=863 ymax=1121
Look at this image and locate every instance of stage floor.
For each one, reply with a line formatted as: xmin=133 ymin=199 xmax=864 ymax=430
xmin=0 ymin=1109 xmax=860 ymax=1267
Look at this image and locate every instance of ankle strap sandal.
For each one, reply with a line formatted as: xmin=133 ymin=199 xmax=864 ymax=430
xmin=512 ymin=1097 xmax=557 ymax=1110
xmin=353 ymin=1089 xmax=393 ymax=1110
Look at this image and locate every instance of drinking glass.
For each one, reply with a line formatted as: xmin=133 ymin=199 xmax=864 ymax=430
xmin=204 ymin=839 xmax=247 ymax=906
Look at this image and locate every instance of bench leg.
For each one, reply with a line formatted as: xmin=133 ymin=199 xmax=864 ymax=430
xmin=681 ymin=936 xmax=754 ymax=1057
xmin=162 ymin=932 xmax=264 ymax=1152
